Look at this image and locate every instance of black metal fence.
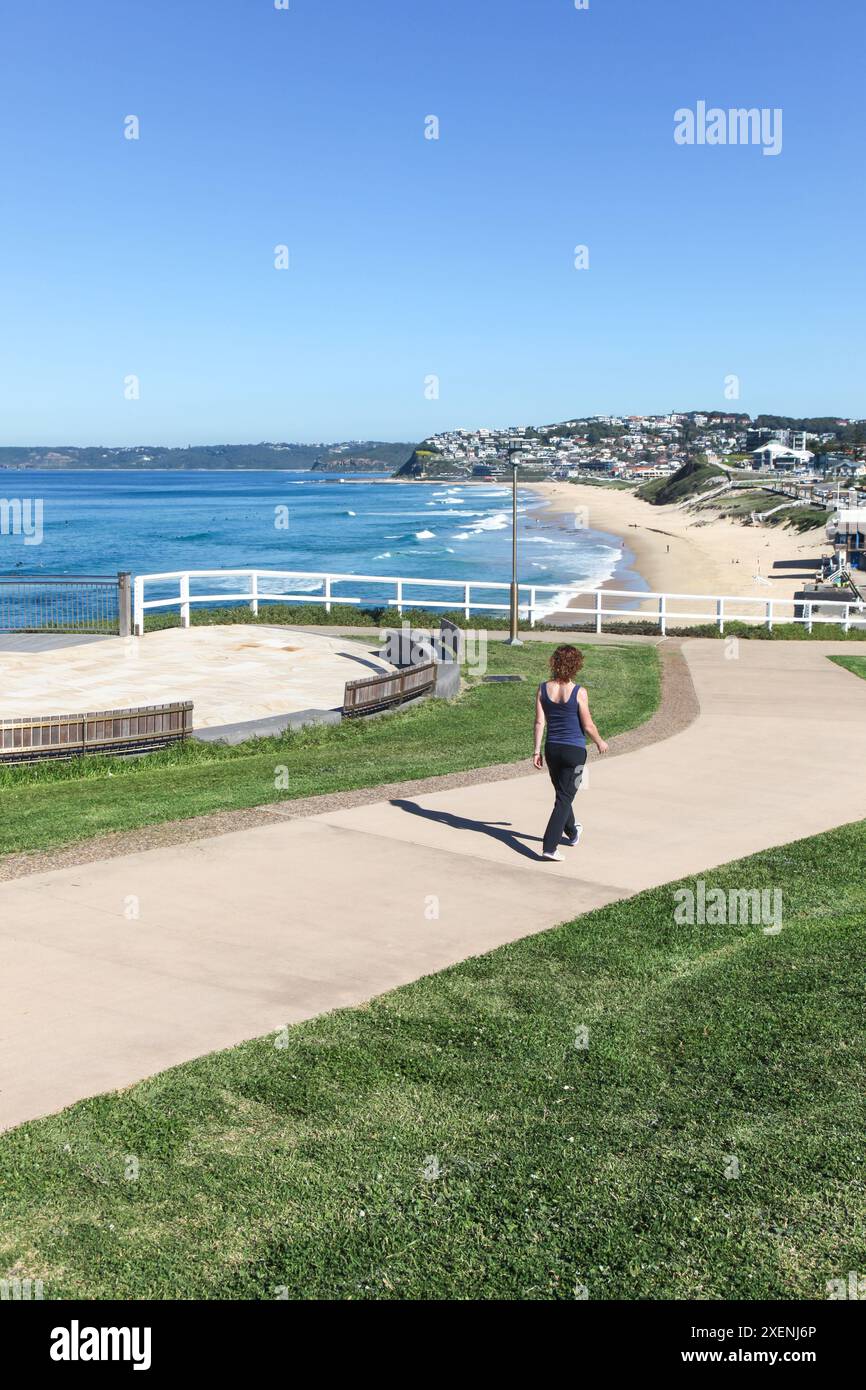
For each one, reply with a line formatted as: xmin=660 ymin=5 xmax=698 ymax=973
xmin=0 ymin=573 xmax=131 ymax=635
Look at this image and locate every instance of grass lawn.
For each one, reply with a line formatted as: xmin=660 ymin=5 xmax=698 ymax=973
xmin=829 ymin=654 xmax=866 ymax=682
xmin=1 ymin=819 xmax=863 ymax=1300
xmin=150 ymin=599 xmax=866 ymax=642
xmin=668 ymin=621 xmax=866 ymax=642
xmin=0 ymin=640 xmax=658 ymax=857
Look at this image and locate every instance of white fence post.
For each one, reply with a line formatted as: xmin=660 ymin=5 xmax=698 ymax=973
xmin=133 ymin=576 xmax=144 ymax=636
xmin=806 ymin=601 xmax=813 ymax=634
xmin=595 ymin=589 xmax=602 ymax=634
xmin=396 ymin=579 xmax=403 ymax=617
xmin=716 ymin=597 xmax=725 ymax=634
xmin=766 ymin=599 xmax=774 ymax=632
xmin=843 ymin=603 xmax=851 ymax=634
xmin=464 ymin=583 xmax=471 ymax=621
xmin=180 ymin=573 xmax=190 ymax=629
xmin=529 ymin=587 xmax=537 ymax=629
xmin=249 ymin=571 xmax=259 ymax=617
xmin=324 ymin=575 xmax=332 ymax=615
xmin=658 ymin=594 xmax=666 ymax=636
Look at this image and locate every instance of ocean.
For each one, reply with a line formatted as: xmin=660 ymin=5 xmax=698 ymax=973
xmin=0 ymin=470 xmax=634 ymax=618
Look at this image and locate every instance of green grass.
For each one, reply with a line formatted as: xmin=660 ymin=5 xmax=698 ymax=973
xmin=145 ymin=600 xmax=866 ymax=642
xmin=667 ymin=620 xmax=866 ymax=641
xmin=695 ymin=490 xmax=830 ymax=533
xmin=638 ymin=458 xmax=727 ymax=505
xmin=144 ymin=603 xmax=517 ymax=632
xmin=0 ymin=641 xmax=658 ymax=857
xmin=2 ymin=819 xmax=863 ymax=1300
xmin=703 ymin=488 xmax=775 ymax=518
xmin=829 ymin=654 xmax=866 ymax=681
xmin=756 ymin=504 xmax=832 ymax=532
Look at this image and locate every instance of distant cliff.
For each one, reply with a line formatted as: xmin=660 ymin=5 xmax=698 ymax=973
xmin=0 ymin=441 xmax=416 ymax=472
xmin=394 ymin=446 xmax=469 ymax=480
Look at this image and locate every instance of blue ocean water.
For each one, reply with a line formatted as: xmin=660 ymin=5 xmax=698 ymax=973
xmin=0 ymin=470 xmax=629 ymax=617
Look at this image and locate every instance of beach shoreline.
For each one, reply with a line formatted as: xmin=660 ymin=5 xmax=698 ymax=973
xmin=524 ymin=480 xmax=831 ymax=626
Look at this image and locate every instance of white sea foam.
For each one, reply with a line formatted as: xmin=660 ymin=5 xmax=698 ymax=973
xmin=479 ymin=512 xmax=510 ymax=531
xmin=415 ymin=529 xmax=435 ymax=540
xmin=457 ymin=511 xmax=509 ymax=534
xmin=530 ymin=542 xmax=624 ymax=617
xmin=262 ymin=576 xmax=323 ymax=595
xmin=422 ymin=508 xmax=483 ymax=517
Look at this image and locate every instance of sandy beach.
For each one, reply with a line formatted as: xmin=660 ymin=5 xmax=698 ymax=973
xmin=526 ymin=480 xmax=832 ymax=626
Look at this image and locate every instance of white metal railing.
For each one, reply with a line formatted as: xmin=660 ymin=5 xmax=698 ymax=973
xmin=132 ymin=568 xmax=866 ymax=636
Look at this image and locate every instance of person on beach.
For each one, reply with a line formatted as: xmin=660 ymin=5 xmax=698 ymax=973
xmin=533 ymin=644 xmax=608 ymax=862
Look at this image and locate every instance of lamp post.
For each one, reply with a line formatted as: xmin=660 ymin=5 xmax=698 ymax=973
xmin=504 ymin=459 xmax=523 ymax=646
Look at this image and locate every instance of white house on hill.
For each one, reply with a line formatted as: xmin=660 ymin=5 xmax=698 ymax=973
xmin=751 ymin=440 xmax=814 ymax=471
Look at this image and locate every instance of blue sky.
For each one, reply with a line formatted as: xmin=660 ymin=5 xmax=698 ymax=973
xmin=0 ymin=0 xmax=863 ymax=445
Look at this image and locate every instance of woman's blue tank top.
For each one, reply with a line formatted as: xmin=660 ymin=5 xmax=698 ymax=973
xmin=540 ymin=682 xmax=586 ymax=747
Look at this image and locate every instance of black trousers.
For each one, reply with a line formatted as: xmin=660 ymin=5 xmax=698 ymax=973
xmin=542 ymin=742 xmax=587 ymax=855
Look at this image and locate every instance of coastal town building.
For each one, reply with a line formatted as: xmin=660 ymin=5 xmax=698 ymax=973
xmin=751 ymin=441 xmax=814 ymax=471
xmin=826 ymin=509 xmax=866 ymax=571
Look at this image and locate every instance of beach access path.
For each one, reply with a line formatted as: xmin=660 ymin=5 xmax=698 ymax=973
xmin=1 ymin=638 xmax=865 ymax=1131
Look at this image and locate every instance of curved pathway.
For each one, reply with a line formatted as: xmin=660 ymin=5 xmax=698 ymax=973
xmin=0 ymin=638 xmax=693 ymax=882
xmin=1 ymin=639 xmax=864 ymax=1131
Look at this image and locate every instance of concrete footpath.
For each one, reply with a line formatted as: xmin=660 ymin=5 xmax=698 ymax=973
xmin=1 ymin=640 xmax=865 ymax=1131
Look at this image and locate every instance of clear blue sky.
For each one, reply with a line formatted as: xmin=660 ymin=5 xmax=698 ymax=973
xmin=0 ymin=0 xmax=863 ymax=445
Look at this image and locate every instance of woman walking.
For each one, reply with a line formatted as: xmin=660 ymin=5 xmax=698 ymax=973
xmin=533 ymin=644 xmax=608 ymax=862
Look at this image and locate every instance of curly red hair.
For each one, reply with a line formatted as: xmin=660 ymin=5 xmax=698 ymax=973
xmin=549 ymin=644 xmax=584 ymax=682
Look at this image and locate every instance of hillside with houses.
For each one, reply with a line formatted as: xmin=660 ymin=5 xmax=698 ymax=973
xmin=395 ymin=411 xmax=866 ymax=488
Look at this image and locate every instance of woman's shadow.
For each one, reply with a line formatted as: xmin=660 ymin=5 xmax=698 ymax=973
xmin=390 ymin=799 xmax=543 ymax=861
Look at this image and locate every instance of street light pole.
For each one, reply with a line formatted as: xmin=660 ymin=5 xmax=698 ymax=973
xmin=505 ymin=460 xmax=523 ymax=646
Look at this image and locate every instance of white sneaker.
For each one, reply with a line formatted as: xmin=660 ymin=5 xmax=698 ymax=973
xmin=564 ymin=823 xmax=583 ymax=847
xmin=542 ymin=851 xmax=563 ymax=862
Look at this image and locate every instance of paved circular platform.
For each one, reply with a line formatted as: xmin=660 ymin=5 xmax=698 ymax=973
xmin=0 ymin=625 xmax=396 ymax=728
